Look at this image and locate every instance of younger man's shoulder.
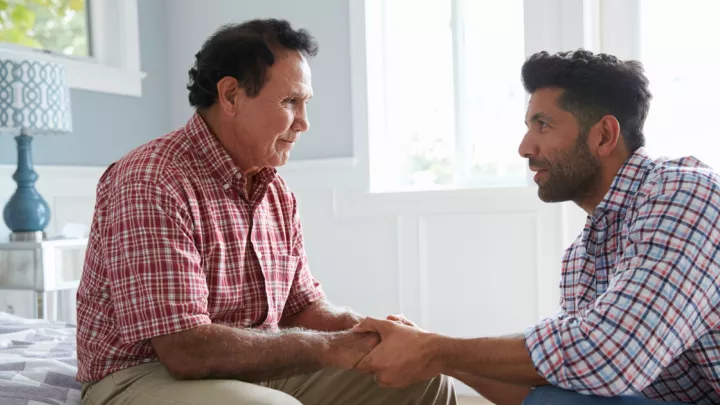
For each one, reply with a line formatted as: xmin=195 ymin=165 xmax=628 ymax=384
xmin=636 ymin=154 xmax=720 ymax=211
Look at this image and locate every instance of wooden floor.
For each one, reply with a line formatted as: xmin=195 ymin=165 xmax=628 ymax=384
xmin=458 ymin=396 xmax=492 ymax=405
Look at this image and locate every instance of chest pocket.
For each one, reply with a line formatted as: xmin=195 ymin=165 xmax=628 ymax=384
xmin=260 ymin=253 xmax=300 ymax=327
xmin=255 ymin=202 xmax=294 ymax=256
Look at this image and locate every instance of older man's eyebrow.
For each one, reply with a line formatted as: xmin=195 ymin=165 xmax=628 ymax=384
xmin=289 ymin=89 xmax=313 ymax=100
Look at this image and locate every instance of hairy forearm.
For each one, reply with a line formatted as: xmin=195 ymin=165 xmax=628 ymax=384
xmin=281 ymin=300 xmax=362 ymax=332
xmin=432 ymin=334 xmax=548 ymax=386
xmin=153 ymin=324 xmax=331 ymax=382
xmin=452 ymin=372 xmax=531 ymax=405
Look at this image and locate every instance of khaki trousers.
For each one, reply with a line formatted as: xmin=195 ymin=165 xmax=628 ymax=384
xmin=81 ymin=361 xmax=457 ymax=405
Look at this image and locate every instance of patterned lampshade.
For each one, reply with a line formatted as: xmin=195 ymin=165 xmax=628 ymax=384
xmin=0 ymin=59 xmax=72 ymax=135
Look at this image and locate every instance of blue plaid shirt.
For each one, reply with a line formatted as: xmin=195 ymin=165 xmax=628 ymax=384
xmin=525 ymin=148 xmax=720 ymax=404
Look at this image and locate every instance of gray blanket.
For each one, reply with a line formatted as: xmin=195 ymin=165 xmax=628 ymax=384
xmin=0 ymin=312 xmax=81 ymax=405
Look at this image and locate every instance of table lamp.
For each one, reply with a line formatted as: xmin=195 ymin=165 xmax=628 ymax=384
xmin=0 ymin=58 xmax=73 ymax=242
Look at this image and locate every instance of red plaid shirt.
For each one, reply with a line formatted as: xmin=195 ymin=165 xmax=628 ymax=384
xmin=76 ymin=113 xmax=325 ymax=382
xmin=525 ymin=148 xmax=720 ymax=404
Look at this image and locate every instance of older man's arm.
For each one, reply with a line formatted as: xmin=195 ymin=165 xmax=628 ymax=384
xmin=107 ymin=180 xmax=378 ymax=383
xmin=280 ymin=299 xmax=363 ymax=331
xmin=151 ymin=326 xmax=377 ymax=381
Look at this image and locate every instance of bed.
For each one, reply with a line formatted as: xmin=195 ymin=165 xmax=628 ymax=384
xmin=0 ymin=312 xmax=81 ymax=405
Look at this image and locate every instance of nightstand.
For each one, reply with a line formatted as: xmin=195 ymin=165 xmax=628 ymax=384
xmin=0 ymin=237 xmax=87 ymax=320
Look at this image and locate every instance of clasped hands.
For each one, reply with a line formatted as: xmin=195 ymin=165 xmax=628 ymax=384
xmin=344 ymin=314 xmax=444 ymax=388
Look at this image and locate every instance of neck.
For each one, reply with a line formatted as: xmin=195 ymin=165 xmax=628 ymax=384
xmin=243 ymin=167 xmax=262 ymax=179
xmin=198 ymin=108 xmax=260 ymax=178
xmin=575 ymin=152 xmax=631 ymax=215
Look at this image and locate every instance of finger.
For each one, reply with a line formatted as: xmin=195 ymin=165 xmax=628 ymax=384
xmin=374 ymin=374 xmax=406 ymax=389
xmin=375 ymin=377 xmax=392 ymax=388
xmin=387 ymin=314 xmax=416 ymax=327
xmin=352 ymin=317 xmax=385 ymax=334
xmin=354 ymin=352 xmax=375 ymax=374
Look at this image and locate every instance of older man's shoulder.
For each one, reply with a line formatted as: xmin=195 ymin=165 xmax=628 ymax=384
xmin=99 ymin=127 xmax=195 ymax=187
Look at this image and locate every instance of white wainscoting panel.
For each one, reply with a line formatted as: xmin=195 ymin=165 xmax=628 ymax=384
xmin=294 ymin=189 xmax=403 ymax=317
xmin=421 ymin=212 xmax=540 ymax=337
xmin=331 ymin=187 xmax=566 ymax=325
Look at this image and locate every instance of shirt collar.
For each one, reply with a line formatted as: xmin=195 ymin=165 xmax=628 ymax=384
xmin=593 ymin=147 xmax=655 ymax=218
xmin=182 ymin=112 xmax=277 ymax=189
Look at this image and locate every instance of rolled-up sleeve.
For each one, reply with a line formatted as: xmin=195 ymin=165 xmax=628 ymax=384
xmin=106 ymin=180 xmax=211 ymax=344
xmin=525 ymin=175 xmax=720 ymax=396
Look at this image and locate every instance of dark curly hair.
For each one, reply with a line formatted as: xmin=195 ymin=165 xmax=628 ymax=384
xmin=187 ymin=19 xmax=319 ymax=108
xmin=521 ymin=49 xmax=652 ymax=152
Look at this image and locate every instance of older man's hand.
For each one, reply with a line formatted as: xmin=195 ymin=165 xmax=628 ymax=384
xmin=352 ymin=316 xmax=443 ymax=388
xmin=323 ymin=330 xmax=380 ymax=370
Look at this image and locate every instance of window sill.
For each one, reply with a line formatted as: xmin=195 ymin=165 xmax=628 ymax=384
xmin=0 ymin=45 xmax=147 ymax=98
xmin=65 ymin=57 xmax=147 ymax=98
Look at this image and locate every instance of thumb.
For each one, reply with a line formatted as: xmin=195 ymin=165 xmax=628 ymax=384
xmin=352 ymin=317 xmax=386 ymax=334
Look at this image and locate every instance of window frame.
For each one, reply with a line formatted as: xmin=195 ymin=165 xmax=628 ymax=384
xmin=0 ymin=0 xmax=145 ymax=97
xmin=598 ymin=0 xmax=640 ymax=59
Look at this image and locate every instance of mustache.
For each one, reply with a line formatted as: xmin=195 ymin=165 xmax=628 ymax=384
xmin=528 ymin=158 xmax=550 ymax=170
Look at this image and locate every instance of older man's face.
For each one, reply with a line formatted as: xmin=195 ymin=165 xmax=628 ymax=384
xmin=229 ymin=50 xmax=313 ymax=173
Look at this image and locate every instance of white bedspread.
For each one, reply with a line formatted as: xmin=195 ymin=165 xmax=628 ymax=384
xmin=0 ymin=312 xmax=81 ymax=405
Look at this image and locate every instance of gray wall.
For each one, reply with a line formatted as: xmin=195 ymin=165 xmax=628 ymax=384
xmin=0 ymin=0 xmax=171 ymax=166
xmin=167 ymin=0 xmax=354 ymax=160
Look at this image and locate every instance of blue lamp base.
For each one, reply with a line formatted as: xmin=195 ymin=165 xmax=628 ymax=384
xmin=3 ymin=132 xmax=51 ymax=241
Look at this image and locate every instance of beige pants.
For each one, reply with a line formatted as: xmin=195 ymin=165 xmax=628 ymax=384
xmin=81 ymin=361 xmax=457 ymax=405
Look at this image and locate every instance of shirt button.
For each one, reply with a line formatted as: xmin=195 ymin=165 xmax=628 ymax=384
xmin=223 ymin=183 xmax=230 ymax=190
xmin=257 ymin=251 xmax=262 ymax=259
xmin=235 ymin=173 xmax=242 ymax=179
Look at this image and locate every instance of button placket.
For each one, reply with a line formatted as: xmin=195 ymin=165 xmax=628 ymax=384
xmin=253 ymin=207 xmax=276 ymax=325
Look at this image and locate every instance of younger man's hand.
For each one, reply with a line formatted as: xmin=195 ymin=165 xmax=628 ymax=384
xmin=322 ymin=331 xmax=380 ymax=370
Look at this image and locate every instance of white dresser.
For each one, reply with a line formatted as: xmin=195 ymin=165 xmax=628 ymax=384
xmin=0 ymin=237 xmax=87 ymax=321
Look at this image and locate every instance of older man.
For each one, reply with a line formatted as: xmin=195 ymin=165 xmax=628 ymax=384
xmin=76 ymin=19 xmax=456 ymax=405
xmin=353 ymin=50 xmax=720 ymax=405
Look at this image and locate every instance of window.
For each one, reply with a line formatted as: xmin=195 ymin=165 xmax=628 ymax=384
xmin=0 ymin=0 xmax=144 ymax=97
xmin=0 ymin=0 xmax=91 ymax=57
xmin=365 ymin=0 xmax=528 ymax=192
xmin=636 ymin=0 xmax=720 ymax=171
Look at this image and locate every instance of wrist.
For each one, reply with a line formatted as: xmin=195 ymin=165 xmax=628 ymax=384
xmin=317 ymin=333 xmax=334 ymax=367
xmin=317 ymin=332 xmax=345 ymax=368
xmin=342 ymin=312 xmax=364 ymax=329
xmin=426 ymin=333 xmax=452 ymax=374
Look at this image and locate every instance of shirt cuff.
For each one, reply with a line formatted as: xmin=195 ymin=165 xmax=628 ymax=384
xmin=118 ymin=312 xmax=212 ymax=344
xmin=283 ymin=287 xmax=326 ymax=317
xmin=524 ymin=316 xmax=566 ymax=388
